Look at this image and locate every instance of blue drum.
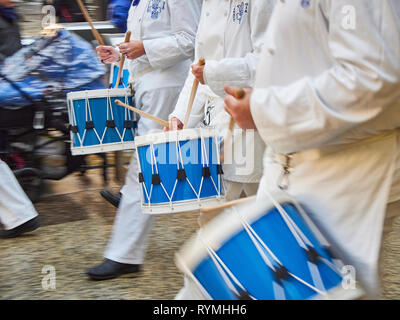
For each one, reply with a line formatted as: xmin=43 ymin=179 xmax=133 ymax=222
xmin=67 ymin=89 xmax=136 ymax=155
xmin=176 ymin=194 xmax=365 ymax=300
xmin=135 ymin=128 xmax=226 ymax=214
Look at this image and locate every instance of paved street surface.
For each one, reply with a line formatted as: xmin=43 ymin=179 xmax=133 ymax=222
xmin=0 ymin=168 xmax=399 ymax=300
xmin=0 ymin=168 xmax=200 ymax=300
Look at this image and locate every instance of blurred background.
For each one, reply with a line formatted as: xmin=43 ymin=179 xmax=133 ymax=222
xmin=18 ymin=0 xmax=109 ymax=36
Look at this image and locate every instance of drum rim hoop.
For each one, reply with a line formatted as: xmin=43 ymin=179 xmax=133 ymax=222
xmin=67 ymin=88 xmax=132 ymax=100
xmin=134 ymin=128 xmax=218 ymax=147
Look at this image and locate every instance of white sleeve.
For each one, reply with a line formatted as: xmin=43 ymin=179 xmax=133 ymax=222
xmin=251 ymin=0 xmax=400 ymax=154
xmin=203 ymin=0 xmax=273 ymax=97
xmin=169 ymin=69 xmax=208 ymax=128
xmin=142 ymin=0 xmax=201 ymax=70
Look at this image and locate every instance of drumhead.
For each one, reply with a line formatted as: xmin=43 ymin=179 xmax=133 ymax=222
xmin=67 ymin=88 xmax=132 ymax=100
xmin=135 ymin=128 xmax=218 ymax=148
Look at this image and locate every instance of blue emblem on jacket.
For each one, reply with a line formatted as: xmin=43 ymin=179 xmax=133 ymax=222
xmin=301 ymin=0 xmax=311 ymax=8
xmin=147 ymin=0 xmax=166 ymax=20
xmin=233 ymin=2 xmax=249 ymax=24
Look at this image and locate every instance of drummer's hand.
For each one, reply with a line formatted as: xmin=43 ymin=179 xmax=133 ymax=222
xmin=118 ymin=40 xmax=145 ymax=60
xmin=224 ymin=86 xmax=257 ymax=130
xmin=164 ymin=117 xmax=183 ymax=132
xmin=96 ymin=46 xmax=120 ymax=63
xmin=191 ymin=64 xmax=205 ymax=84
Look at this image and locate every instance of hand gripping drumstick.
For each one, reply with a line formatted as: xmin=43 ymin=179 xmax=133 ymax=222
xmin=76 ymin=0 xmax=105 ymax=45
xmin=115 ymin=100 xmax=169 ymax=128
xmin=114 ymin=31 xmax=131 ymax=89
xmin=183 ymin=58 xmax=206 ymax=129
xmin=220 ymin=88 xmax=246 ymax=163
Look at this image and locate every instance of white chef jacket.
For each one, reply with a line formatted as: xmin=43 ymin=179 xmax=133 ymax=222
xmin=170 ymin=0 xmax=274 ymax=183
xmin=251 ymin=0 xmax=400 ymax=154
xmin=126 ymin=0 xmax=202 ymax=91
xmin=251 ymin=0 xmax=400 ymax=297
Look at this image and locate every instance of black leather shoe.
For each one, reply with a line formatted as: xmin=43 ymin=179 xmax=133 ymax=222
xmin=87 ymin=259 xmax=140 ymax=280
xmin=100 ymin=190 xmax=121 ymax=208
xmin=0 ymin=216 xmax=40 ymax=239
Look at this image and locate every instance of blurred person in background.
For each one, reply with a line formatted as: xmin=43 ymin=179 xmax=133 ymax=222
xmin=107 ymin=0 xmax=132 ymax=32
xmin=0 ymin=159 xmax=39 ymax=238
xmin=0 ymin=0 xmax=21 ymax=61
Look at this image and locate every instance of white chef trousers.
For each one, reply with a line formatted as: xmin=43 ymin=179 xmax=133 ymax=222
xmin=104 ymin=85 xmax=183 ymax=264
xmin=0 ymin=160 xmax=38 ymax=230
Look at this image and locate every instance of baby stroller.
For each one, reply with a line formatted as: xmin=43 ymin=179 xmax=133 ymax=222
xmin=0 ymin=29 xmax=107 ymax=202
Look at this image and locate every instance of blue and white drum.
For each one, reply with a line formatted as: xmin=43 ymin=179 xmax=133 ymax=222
xmin=176 ymin=193 xmax=365 ymax=300
xmin=67 ymin=89 xmax=136 ymax=155
xmin=135 ymin=128 xmax=226 ymax=214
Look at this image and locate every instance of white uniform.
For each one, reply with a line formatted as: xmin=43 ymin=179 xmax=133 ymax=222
xmin=0 ymin=160 xmax=38 ymax=230
xmin=173 ymin=0 xmax=275 ymax=300
xmin=170 ymin=0 xmax=274 ymax=186
xmin=250 ymin=0 xmax=400 ymax=298
xmin=104 ymin=0 xmax=201 ymax=264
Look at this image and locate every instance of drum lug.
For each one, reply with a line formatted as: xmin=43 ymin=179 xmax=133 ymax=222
xmin=202 ymin=167 xmax=211 ymax=178
xmin=152 ymin=174 xmax=161 ymax=185
xmin=305 ymin=247 xmax=320 ymax=264
xmin=138 ymin=172 xmax=145 ymax=183
xmin=236 ymin=290 xmax=252 ymax=300
xmin=273 ymin=265 xmax=289 ymax=283
xmin=177 ymin=169 xmax=187 ymax=181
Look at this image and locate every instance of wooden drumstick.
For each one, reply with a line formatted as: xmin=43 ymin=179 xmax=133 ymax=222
xmin=114 ymin=31 xmax=131 ymax=88
xmin=200 ymin=196 xmax=256 ymax=214
xmin=183 ymin=58 xmax=206 ymax=129
xmin=76 ymin=0 xmax=105 ymax=45
xmin=220 ymin=88 xmax=246 ymax=162
xmin=115 ymin=100 xmax=169 ymax=128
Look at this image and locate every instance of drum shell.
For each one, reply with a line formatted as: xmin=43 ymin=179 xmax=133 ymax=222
xmin=176 ymin=194 xmax=365 ymax=300
xmin=135 ymin=128 xmax=226 ymax=214
xmin=67 ymin=88 xmax=135 ymax=155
